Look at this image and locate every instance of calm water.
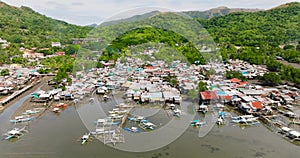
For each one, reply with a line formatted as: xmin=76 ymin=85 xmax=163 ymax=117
xmin=0 ymin=94 xmax=299 ymax=158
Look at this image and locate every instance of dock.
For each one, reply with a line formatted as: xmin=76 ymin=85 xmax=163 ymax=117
xmin=0 ymin=80 xmax=39 ymax=106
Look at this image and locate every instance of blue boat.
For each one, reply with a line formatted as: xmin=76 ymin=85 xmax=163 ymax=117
xmin=124 ymin=127 xmax=141 ymax=133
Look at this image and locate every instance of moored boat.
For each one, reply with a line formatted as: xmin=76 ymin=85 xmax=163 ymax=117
xmin=124 ymin=127 xmax=141 ymax=133
xmin=231 ymin=115 xmax=259 ymax=124
xmin=80 ymin=133 xmax=91 ymax=145
xmin=4 ymin=126 xmax=27 ymax=140
xmin=10 ymin=115 xmax=34 ymax=123
xmin=190 ymin=120 xmax=206 ymax=127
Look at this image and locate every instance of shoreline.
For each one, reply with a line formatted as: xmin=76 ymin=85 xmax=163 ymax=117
xmin=0 ymin=76 xmax=52 ymax=114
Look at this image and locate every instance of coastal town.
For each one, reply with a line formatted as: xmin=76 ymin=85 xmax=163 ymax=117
xmin=1 ymin=42 xmax=300 ymax=146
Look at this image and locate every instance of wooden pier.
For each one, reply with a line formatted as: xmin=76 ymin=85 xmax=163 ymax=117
xmin=0 ymin=80 xmax=40 ymax=106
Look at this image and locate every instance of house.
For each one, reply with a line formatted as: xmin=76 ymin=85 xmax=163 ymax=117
xmin=51 ymin=42 xmax=61 ymax=47
xmin=200 ymin=91 xmax=218 ymax=104
xmin=249 ymin=101 xmax=264 ymax=112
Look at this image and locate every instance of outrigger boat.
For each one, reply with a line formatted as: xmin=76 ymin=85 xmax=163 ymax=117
xmin=4 ymin=126 xmax=27 ymax=140
xmin=10 ymin=115 xmax=34 ymax=123
xmin=139 ymin=121 xmax=156 ymax=130
xmin=22 ymin=109 xmax=41 ymax=115
xmin=216 ymin=117 xmax=225 ymax=126
xmin=80 ymin=133 xmax=91 ymax=145
xmin=173 ymin=108 xmax=182 ymax=117
xmin=128 ymin=115 xmax=145 ymax=122
xmin=231 ymin=115 xmax=259 ymax=124
xmin=198 ymin=104 xmax=208 ymax=114
xmin=52 ymin=107 xmax=61 ymax=113
xmin=190 ymin=120 xmax=206 ymax=127
xmin=124 ymin=127 xmax=141 ymax=133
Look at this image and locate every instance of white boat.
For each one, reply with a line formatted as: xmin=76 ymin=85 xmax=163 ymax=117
xmin=279 ymin=126 xmax=292 ymax=135
xmin=52 ymin=107 xmax=61 ymax=113
xmin=287 ymin=130 xmax=300 ymax=141
xmin=231 ymin=115 xmax=259 ymax=124
xmin=22 ymin=109 xmax=40 ymax=115
xmin=216 ymin=117 xmax=225 ymax=126
xmin=139 ymin=122 xmax=156 ymax=130
xmin=124 ymin=127 xmax=141 ymax=133
xmin=10 ymin=115 xmax=34 ymax=123
xmin=173 ymin=108 xmax=182 ymax=117
xmin=190 ymin=120 xmax=206 ymax=127
xmin=80 ymin=133 xmax=91 ymax=145
xmin=198 ymin=104 xmax=208 ymax=114
xmin=167 ymin=104 xmax=176 ymax=110
xmin=4 ymin=126 xmax=27 ymax=140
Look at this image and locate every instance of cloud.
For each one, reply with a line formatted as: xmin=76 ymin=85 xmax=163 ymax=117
xmin=1 ymin=0 xmax=299 ymax=25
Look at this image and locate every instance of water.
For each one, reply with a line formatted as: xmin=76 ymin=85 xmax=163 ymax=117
xmin=0 ymin=95 xmax=299 ymax=158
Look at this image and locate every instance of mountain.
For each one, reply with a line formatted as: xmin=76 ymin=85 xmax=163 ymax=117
xmin=201 ymin=2 xmax=300 ymax=46
xmin=182 ymin=6 xmax=262 ymax=19
xmin=100 ymin=7 xmax=261 ymax=26
xmin=0 ymin=1 xmax=92 ymax=47
xmin=100 ymin=11 xmax=160 ymax=26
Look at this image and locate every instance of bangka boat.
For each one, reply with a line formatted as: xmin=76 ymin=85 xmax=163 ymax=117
xmin=22 ymin=109 xmax=40 ymax=115
xmin=190 ymin=120 xmax=206 ymax=127
xmin=216 ymin=117 xmax=225 ymax=126
xmin=10 ymin=115 xmax=34 ymax=123
xmin=124 ymin=127 xmax=141 ymax=133
xmin=173 ymin=108 xmax=182 ymax=117
xmin=80 ymin=133 xmax=91 ymax=145
xmin=4 ymin=126 xmax=27 ymax=140
xmin=53 ymin=103 xmax=68 ymax=109
xmin=140 ymin=122 xmax=156 ymax=130
xmin=52 ymin=107 xmax=61 ymax=113
xmin=231 ymin=115 xmax=259 ymax=124
xmin=198 ymin=104 xmax=208 ymax=114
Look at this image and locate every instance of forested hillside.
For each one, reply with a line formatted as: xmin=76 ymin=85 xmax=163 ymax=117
xmin=0 ymin=2 xmax=92 ymax=47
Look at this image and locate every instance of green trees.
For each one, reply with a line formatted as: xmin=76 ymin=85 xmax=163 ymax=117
xmin=259 ymin=72 xmax=282 ymax=86
xmin=101 ymin=27 xmax=206 ymax=65
xmin=0 ymin=68 xmax=9 ymax=76
xmin=198 ymin=81 xmax=208 ymax=92
xmin=225 ymin=71 xmax=247 ymax=81
xmin=63 ymin=44 xmax=80 ymax=55
xmin=0 ymin=2 xmax=92 ymax=51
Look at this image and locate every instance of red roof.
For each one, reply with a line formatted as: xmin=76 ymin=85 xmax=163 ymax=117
xmin=200 ymin=91 xmax=218 ymax=100
xmin=251 ymin=102 xmax=264 ymax=109
xmin=220 ymin=95 xmax=232 ymax=100
xmin=239 ymin=82 xmax=249 ymax=85
xmin=230 ymin=78 xmax=241 ymax=83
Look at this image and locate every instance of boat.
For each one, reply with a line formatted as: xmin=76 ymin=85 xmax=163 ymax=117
xmin=52 ymin=107 xmax=61 ymax=113
xmin=53 ymin=103 xmax=68 ymax=109
xmin=115 ymin=103 xmax=134 ymax=109
xmin=103 ymin=95 xmax=110 ymax=101
xmin=173 ymin=108 xmax=182 ymax=117
xmin=278 ymin=126 xmax=292 ymax=135
xmin=216 ymin=117 xmax=225 ymax=126
xmin=4 ymin=126 xmax=27 ymax=140
xmin=190 ymin=120 xmax=206 ymax=127
xmin=139 ymin=122 xmax=156 ymax=130
xmin=124 ymin=127 xmax=141 ymax=133
xmin=80 ymin=133 xmax=91 ymax=145
xmin=22 ymin=109 xmax=40 ymax=115
xmin=94 ymin=118 xmax=120 ymax=126
xmin=10 ymin=115 xmax=34 ymax=123
xmin=198 ymin=104 xmax=208 ymax=114
xmin=231 ymin=115 xmax=259 ymax=124
xmin=166 ymin=103 xmax=176 ymax=110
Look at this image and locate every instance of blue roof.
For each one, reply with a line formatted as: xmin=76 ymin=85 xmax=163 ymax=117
xmin=216 ymin=91 xmax=226 ymax=96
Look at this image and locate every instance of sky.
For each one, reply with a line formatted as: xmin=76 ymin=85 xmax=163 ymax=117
xmin=1 ymin=0 xmax=299 ymax=25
